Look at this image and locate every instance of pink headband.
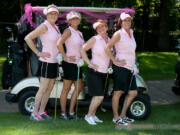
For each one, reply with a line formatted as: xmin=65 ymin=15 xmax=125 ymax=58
xmin=120 ymin=12 xmax=132 ymax=20
xmin=66 ymin=12 xmax=81 ymax=21
xmin=43 ymin=7 xmax=59 ymax=15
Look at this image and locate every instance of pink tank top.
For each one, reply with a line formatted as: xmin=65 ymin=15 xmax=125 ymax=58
xmin=65 ymin=26 xmax=84 ymax=64
xmin=114 ymin=28 xmax=136 ymax=70
xmin=39 ymin=20 xmax=61 ymax=63
xmin=90 ymin=35 xmax=110 ymax=73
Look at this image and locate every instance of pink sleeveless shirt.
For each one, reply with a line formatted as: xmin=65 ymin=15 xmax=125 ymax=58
xmin=90 ymin=35 xmax=110 ymax=73
xmin=114 ymin=28 xmax=136 ymax=70
xmin=39 ymin=20 xmax=61 ymax=63
xmin=64 ymin=26 xmax=84 ymax=64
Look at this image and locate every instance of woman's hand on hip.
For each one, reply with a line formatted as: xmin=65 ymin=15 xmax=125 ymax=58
xmin=113 ymin=59 xmax=126 ymax=67
xmin=65 ymin=56 xmax=76 ymax=62
xmin=89 ymin=63 xmax=98 ymax=71
xmin=38 ymin=52 xmax=51 ymax=60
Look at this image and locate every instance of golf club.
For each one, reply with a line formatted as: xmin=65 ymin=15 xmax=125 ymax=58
xmin=54 ymin=66 xmax=59 ymax=120
xmin=75 ymin=59 xmax=84 ymax=120
xmin=100 ymin=67 xmax=113 ymax=112
xmin=75 ymin=64 xmax=80 ymax=120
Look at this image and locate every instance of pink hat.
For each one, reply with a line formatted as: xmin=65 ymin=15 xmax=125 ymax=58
xmin=93 ymin=22 xmax=104 ymax=30
xmin=120 ymin=12 xmax=132 ymax=20
xmin=43 ymin=7 xmax=59 ymax=15
xmin=66 ymin=11 xmax=81 ymax=21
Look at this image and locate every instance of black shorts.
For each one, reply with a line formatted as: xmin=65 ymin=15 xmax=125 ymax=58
xmin=37 ymin=61 xmax=58 ymax=79
xmin=112 ymin=65 xmax=137 ymax=93
xmin=62 ymin=61 xmax=82 ymax=81
xmin=87 ymin=68 xmax=107 ymax=96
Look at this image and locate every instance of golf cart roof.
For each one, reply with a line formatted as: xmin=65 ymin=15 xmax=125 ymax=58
xmin=33 ymin=6 xmax=131 ymax=13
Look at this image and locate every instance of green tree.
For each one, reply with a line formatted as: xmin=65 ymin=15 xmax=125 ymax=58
xmin=0 ymin=0 xmax=179 ymax=52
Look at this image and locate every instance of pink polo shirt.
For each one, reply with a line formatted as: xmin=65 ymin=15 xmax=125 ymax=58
xmin=114 ymin=28 xmax=136 ymax=70
xmin=90 ymin=35 xmax=110 ymax=73
xmin=39 ymin=20 xmax=61 ymax=63
xmin=64 ymin=26 xmax=84 ymax=64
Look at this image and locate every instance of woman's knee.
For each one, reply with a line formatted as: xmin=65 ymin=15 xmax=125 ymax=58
xmin=35 ymin=90 xmax=44 ymax=100
xmin=63 ymin=85 xmax=72 ymax=92
xmin=61 ymin=84 xmax=72 ymax=95
xmin=129 ymin=90 xmax=138 ymax=98
xmin=39 ymin=78 xmax=51 ymax=92
xmin=95 ymin=96 xmax=104 ymax=101
xmin=78 ymin=85 xmax=83 ymax=92
xmin=113 ymin=91 xmax=124 ymax=98
xmin=47 ymin=79 xmax=55 ymax=92
xmin=75 ymin=79 xmax=83 ymax=91
xmin=37 ymin=86 xmax=47 ymax=96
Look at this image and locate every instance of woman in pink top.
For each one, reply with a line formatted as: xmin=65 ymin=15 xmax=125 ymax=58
xmin=81 ymin=19 xmax=110 ymax=125
xmin=57 ymin=11 xmax=84 ymax=120
xmin=25 ymin=4 xmax=61 ymax=121
xmin=105 ymin=12 xmax=138 ymax=125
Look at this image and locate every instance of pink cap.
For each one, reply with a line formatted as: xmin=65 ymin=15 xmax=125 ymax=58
xmin=66 ymin=11 xmax=81 ymax=21
xmin=43 ymin=7 xmax=59 ymax=15
xmin=120 ymin=12 xmax=132 ymax=20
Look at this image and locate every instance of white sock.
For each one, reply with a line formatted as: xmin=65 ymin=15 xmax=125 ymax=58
xmin=61 ymin=113 xmax=66 ymax=116
xmin=69 ymin=112 xmax=75 ymax=115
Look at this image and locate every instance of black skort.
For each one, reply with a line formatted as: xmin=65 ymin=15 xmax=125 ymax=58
xmin=37 ymin=61 xmax=58 ymax=79
xmin=62 ymin=61 xmax=82 ymax=81
xmin=87 ymin=68 xmax=107 ymax=96
xmin=112 ymin=64 xmax=137 ymax=93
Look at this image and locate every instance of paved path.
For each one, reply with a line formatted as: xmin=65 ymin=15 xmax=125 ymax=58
xmin=146 ymin=79 xmax=180 ymax=104
xmin=0 ymin=90 xmax=18 ymax=112
xmin=0 ymin=79 xmax=180 ymax=112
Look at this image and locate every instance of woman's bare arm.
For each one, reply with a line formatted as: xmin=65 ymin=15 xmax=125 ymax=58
xmin=81 ymin=37 xmax=98 ymax=71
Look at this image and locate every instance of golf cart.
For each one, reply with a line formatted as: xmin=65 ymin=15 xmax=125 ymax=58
xmin=5 ymin=5 xmax=151 ymax=120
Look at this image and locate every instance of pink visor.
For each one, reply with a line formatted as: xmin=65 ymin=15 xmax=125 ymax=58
xmin=93 ymin=22 xmax=103 ymax=30
xmin=120 ymin=12 xmax=132 ymax=20
xmin=66 ymin=12 xmax=81 ymax=21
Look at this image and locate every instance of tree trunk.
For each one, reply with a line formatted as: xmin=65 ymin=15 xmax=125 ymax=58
xmin=19 ymin=0 xmax=24 ymax=16
xmin=158 ymin=0 xmax=169 ymax=51
xmin=142 ymin=2 xmax=150 ymax=51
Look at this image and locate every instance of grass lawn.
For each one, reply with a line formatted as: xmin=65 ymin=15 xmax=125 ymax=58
xmin=136 ymin=52 xmax=177 ymax=80
xmin=0 ymin=104 xmax=180 ymax=135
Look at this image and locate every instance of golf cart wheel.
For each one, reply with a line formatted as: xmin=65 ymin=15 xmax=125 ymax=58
xmin=18 ymin=88 xmax=37 ymax=115
xmin=127 ymin=94 xmax=151 ymax=120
